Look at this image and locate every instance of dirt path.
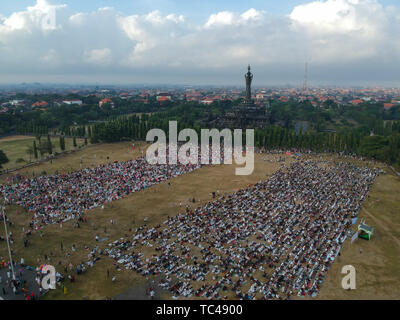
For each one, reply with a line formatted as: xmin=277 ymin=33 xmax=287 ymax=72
xmin=0 ymin=135 xmax=34 ymax=142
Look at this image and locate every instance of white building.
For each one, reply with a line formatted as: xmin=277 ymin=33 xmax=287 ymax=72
xmin=62 ymin=99 xmax=83 ymax=105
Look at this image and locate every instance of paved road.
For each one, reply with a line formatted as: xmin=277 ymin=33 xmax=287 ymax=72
xmin=0 ymin=264 xmax=41 ymax=300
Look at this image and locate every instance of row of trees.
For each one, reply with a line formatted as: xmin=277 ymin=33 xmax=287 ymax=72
xmin=33 ymin=98 xmax=398 ymax=168
xmin=59 ymin=125 xmax=89 ymax=137
xmin=85 ymin=111 xmax=400 ymax=166
xmin=255 ymin=125 xmax=400 ymax=165
xmin=7 ymin=100 xmax=234 ymax=136
xmin=16 ymin=122 xmax=49 ymax=135
xmin=26 ymin=135 xmax=53 ymax=160
xmin=25 ymin=135 xmax=87 ymax=161
xmin=254 ymin=126 xmax=362 ymax=153
xmin=4 ymin=98 xmax=166 ymax=136
xmin=269 ymin=100 xmax=400 ymax=132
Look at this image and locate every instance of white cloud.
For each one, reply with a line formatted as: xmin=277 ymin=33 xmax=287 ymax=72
xmin=69 ymin=12 xmax=85 ymax=25
xmin=84 ymin=48 xmax=112 ymax=65
xmin=290 ymin=0 xmax=386 ymax=35
xmin=40 ymin=48 xmax=58 ymax=64
xmin=204 ymin=11 xmax=235 ymax=28
xmin=118 ymin=10 xmax=187 ymax=66
xmin=288 ymin=0 xmax=399 ymax=64
xmin=0 ymin=0 xmax=65 ymax=33
xmin=204 ymin=8 xmax=264 ymax=28
xmin=241 ymin=8 xmax=263 ymax=22
xmin=0 ymin=0 xmax=400 ymax=85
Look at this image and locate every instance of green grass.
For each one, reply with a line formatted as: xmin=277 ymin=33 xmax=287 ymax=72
xmin=0 ymin=136 xmax=86 ymax=171
xmin=316 ymin=170 xmax=400 ymax=300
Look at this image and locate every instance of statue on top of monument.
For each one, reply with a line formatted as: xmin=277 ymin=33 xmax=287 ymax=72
xmin=245 ymin=64 xmax=253 ymax=102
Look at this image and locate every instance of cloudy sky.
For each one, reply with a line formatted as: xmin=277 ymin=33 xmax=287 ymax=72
xmin=1 ymin=0 xmax=400 ymax=86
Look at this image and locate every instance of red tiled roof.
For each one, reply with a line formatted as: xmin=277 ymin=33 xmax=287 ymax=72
xmin=32 ymin=101 xmax=48 ymax=107
xmin=157 ymin=96 xmax=170 ymax=102
xmin=351 ymin=99 xmax=363 ymax=105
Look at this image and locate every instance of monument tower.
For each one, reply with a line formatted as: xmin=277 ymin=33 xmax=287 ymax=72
xmin=211 ymin=65 xmax=270 ymax=129
xmin=245 ymin=64 xmax=253 ymax=104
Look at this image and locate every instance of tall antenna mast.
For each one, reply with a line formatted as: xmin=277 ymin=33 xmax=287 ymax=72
xmin=302 ymin=62 xmax=308 ymax=92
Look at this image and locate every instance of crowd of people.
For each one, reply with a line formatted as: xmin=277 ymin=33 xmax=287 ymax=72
xmin=1 ymin=240 xmax=106 ymax=299
xmin=0 ymin=147 xmax=204 ymax=228
xmin=0 ymin=145 xmax=383 ymax=300
xmin=0 ymin=261 xmax=39 ymax=300
xmin=105 ymin=160 xmax=381 ymax=299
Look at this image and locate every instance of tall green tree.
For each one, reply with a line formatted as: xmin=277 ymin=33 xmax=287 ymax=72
xmin=26 ymin=145 xmax=34 ymax=161
xmin=47 ymin=134 xmax=53 ymax=154
xmin=59 ymin=136 xmax=66 ymax=151
xmin=33 ymin=140 xmax=38 ymax=159
xmin=0 ymin=150 xmax=9 ymax=169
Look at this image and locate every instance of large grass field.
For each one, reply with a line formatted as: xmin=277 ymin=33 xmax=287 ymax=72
xmin=316 ymin=171 xmax=400 ymax=299
xmin=0 ymin=138 xmax=399 ymax=300
xmin=0 ymin=135 xmax=86 ymax=173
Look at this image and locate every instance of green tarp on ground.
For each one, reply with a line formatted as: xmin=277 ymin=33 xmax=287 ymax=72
xmin=358 ymin=223 xmax=374 ymax=240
